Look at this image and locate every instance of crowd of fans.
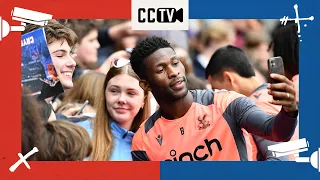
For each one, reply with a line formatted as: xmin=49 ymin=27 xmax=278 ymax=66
xmin=22 ymin=19 xmax=299 ymax=161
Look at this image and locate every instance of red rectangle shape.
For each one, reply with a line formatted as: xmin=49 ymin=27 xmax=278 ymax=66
xmin=1 ymin=162 xmax=160 ymax=180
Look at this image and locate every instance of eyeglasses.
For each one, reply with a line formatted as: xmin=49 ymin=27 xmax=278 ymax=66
xmin=111 ymin=58 xmax=131 ymax=68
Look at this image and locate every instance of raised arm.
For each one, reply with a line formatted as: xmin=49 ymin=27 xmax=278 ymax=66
xmin=223 ymin=95 xmax=297 ymax=142
xmin=217 ymin=74 xmax=298 ymax=142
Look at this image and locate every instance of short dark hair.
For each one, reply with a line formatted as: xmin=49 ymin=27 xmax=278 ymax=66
xmin=130 ymin=36 xmax=173 ymax=79
xmin=271 ymin=22 xmax=299 ymax=77
xmin=61 ymin=19 xmax=100 ymax=43
xmin=205 ymin=45 xmax=255 ymax=80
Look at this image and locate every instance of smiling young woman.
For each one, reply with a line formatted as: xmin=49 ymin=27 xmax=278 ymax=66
xmin=90 ymin=64 xmax=151 ymax=161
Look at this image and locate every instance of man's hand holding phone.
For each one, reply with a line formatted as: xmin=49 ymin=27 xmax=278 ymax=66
xmin=267 ymin=73 xmax=298 ymax=117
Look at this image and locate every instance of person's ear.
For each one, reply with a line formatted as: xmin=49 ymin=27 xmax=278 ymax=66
xmin=141 ymin=91 xmax=150 ymax=109
xmin=139 ymin=80 xmax=152 ymax=91
xmin=223 ymin=71 xmax=235 ymax=87
xmin=207 ymin=75 xmax=214 ymax=88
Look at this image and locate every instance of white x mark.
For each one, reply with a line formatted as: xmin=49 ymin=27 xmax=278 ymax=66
xmin=9 ymin=147 xmax=39 ymax=172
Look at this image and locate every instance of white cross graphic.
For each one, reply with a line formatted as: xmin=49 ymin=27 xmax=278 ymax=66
xmin=9 ymin=147 xmax=39 ymax=172
xmin=280 ymin=4 xmax=314 ymax=41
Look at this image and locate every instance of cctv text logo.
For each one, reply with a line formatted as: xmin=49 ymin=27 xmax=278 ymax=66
xmin=138 ymin=8 xmax=183 ymax=23
xmin=131 ymin=0 xmax=188 ymax=30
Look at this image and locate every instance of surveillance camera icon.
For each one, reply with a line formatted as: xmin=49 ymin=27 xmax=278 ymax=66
xmin=268 ymin=138 xmax=320 ymax=172
xmin=268 ymin=138 xmax=309 ymax=157
xmin=11 ymin=7 xmax=52 ymax=27
xmin=295 ymin=148 xmax=320 ymax=172
xmin=0 ymin=7 xmax=52 ymax=41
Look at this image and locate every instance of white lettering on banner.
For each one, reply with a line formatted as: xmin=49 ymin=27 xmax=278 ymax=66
xmin=21 ymin=36 xmax=34 ymax=47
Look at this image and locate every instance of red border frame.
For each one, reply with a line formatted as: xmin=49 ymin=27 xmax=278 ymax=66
xmin=0 ymin=1 xmax=160 ymax=179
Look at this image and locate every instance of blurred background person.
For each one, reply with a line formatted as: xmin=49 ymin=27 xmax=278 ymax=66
xmin=187 ymin=20 xmax=205 ymax=58
xmin=244 ymin=31 xmax=272 ymax=82
xmin=175 ymin=47 xmax=207 ymax=90
xmin=97 ymin=20 xmax=147 ymax=66
xmin=90 ymin=63 xmax=151 ymax=161
xmin=230 ymin=19 xmax=263 ymax=48
xmin=149 ymin=30 xmax=189 ymax=52
xmin=63 ymin=20 xmax=101 ymax=79
xmin=194 ymin=20 xmax=236 ymax=79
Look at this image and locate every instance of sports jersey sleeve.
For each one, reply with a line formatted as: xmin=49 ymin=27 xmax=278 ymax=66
xmin=252 ymin=100 xmax=280 ymax=115
xmin=252 ymin=135 xmax=289 ymax=161
xmin=131 ymin=127 xmax=150 ymax=161
xmin=215 ymin=91 xmax=297 ymax=142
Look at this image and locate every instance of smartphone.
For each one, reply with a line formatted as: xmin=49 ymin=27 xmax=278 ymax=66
xmin=75 ymin=100 xmax=89 ymax=116
xmin=268 ymin=57 xmax=285 ymax=100
xmin=268 ymin=57 xmax=285 ymax=84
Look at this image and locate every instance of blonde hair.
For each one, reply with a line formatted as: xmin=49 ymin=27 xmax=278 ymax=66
xmin=62 ymin=71 xmax=106 ymax=108
xmin=200 ymin=20 xmax=235 ymax=46
xmin=90 ymin=65 xmax=151 ymax=161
